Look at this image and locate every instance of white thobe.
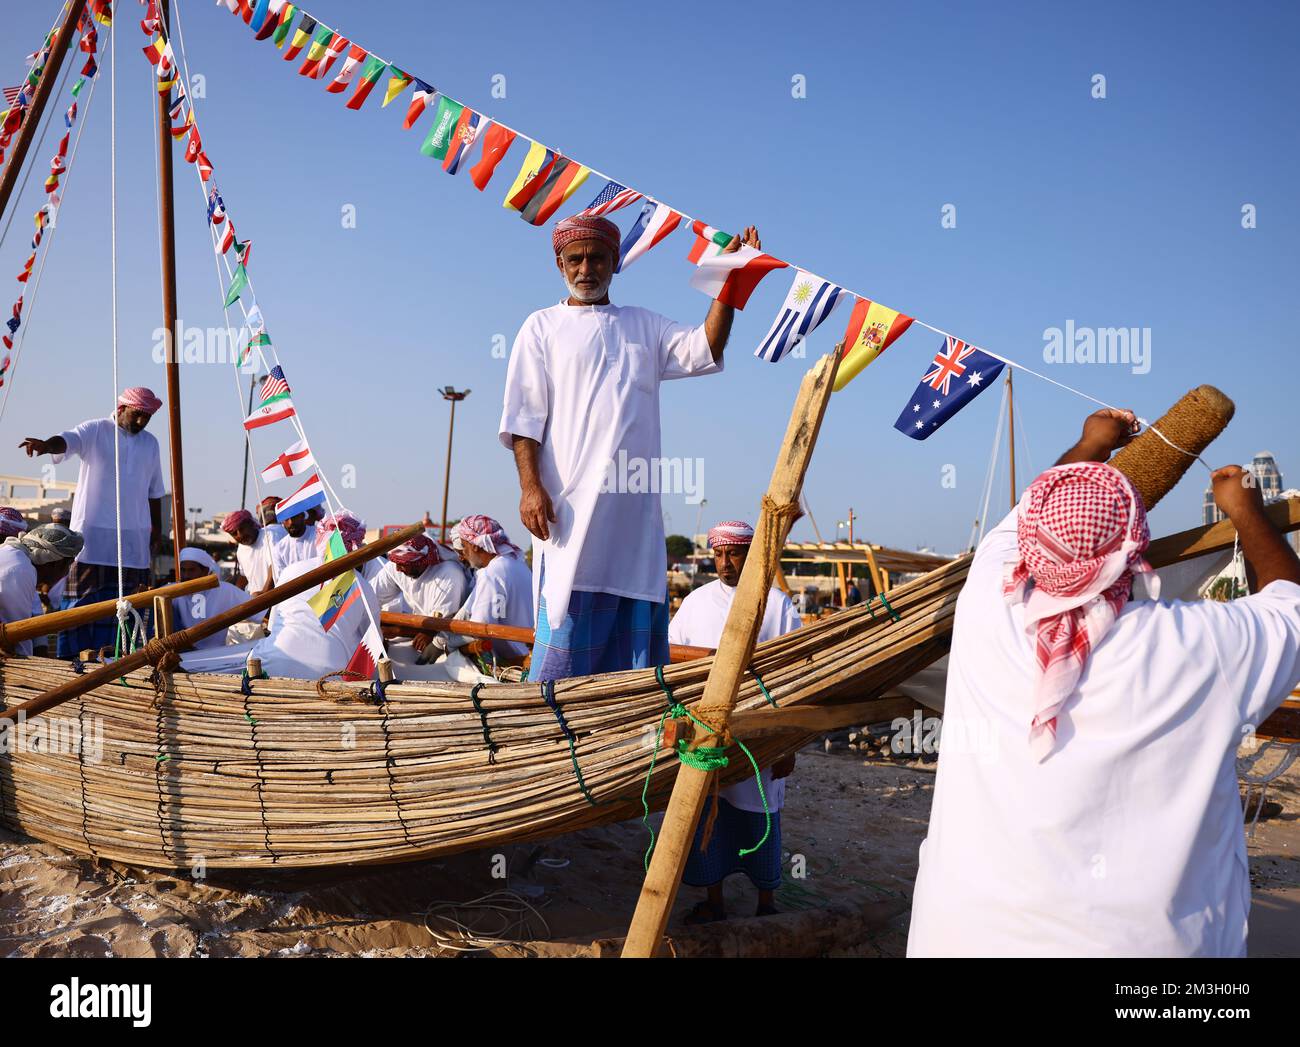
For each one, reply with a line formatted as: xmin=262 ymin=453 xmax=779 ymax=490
xmin=372 ymin=559 xmax=468 ymax=617
xmin=907 ymin=510 xmax=1300 ymax=958
xmin=270 ymin=525 xmax=317 ymax=576
xmin=668 ymin=579 xmax=802 ymax=812
xmin=457 ymin=552 xmax=534 ymax=661
xmin=52 ymin=417 xmax=165 ymax=569
xmin=181 ymin=556 xmax=379 ymax=680
xmin=498 ymin=302 xmax=722 ymax=628
xmin=235 ymin=528 xmax=279 ymax=594
xmin=0 ymin=545 xmax=38 ymax=656
xmin=172 ymin=578 xmax=255 ymax=649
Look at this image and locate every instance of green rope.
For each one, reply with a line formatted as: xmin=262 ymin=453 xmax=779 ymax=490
xmin=469 ymin=683 xmax=499 ymax=762
xmin=541 ymin=681 xmax=597 ymax=807
xmin=753 ymin=670 xmax=778 ymax=708
xmin=877 ymin=593 xmax=900 ymax=623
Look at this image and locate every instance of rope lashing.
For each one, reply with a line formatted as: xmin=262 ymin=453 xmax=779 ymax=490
xmin=753 ymin=670 xmax=778 ymax=708
xmin=469 ymin=683 xmax=499 ymax=763
xmin=877 ymin=593 xmax=900 ymax=623
xmin=758 ymin=495 xmax=802 ymax=592
xmin=541 ymin=680 xmax=597 ymax=807
xmin=239 ymin=666 xmax=267 ymax=697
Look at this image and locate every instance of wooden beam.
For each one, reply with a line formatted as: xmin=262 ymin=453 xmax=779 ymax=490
xmin=621 ymin=350 xmax=839 ymax=958
xmin=662 ymin=696 xmax=927 ymax=747
xmin=1145 ymin=496 xmax=1300 ymax=569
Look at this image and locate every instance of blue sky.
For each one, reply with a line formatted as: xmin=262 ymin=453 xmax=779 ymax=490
xmin=1 ymin=0 xmax=1296 ymax=554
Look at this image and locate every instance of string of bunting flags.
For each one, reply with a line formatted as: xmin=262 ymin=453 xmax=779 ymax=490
xmin=1 ymin=3 xmax=110 ymax=392
xmin=207 ymin=0 xmax=1086 ymax=442
xmin=140 ymin=0 xmax=387 ymax=676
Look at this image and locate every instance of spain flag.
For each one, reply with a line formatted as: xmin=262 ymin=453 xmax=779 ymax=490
xmin=835 ymin=297 xmax=914 ymax=391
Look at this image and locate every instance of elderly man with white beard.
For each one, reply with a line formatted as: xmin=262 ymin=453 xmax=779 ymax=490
xmin=500 ymin=214 xmax=760 ymax=681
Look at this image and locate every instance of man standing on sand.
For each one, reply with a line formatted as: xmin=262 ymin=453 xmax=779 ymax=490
xmin=19 ymin=387 xmax=166 ymax=657
xmin=907 ymin=408 xmax=1300 ymax=957
xmin=499 ymin=214 xmax=760 ymax=681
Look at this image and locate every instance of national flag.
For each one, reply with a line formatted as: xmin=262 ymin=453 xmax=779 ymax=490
xmin=2 ymin=88 xmax=20 ymax=107
xmin=297 ymin=26 xmax=336 ymax=78
xmin=834 ymin=297 xmax=914 ymax=392
xmin=79 ymin=29 xmax=98 ymax=53
xmin=223 ymin=263 xmax=248 ymax=307
xmin=64 ymin=101 xmax=76 ymax=128
xmin=441 ymin=108 xmax=490 ymax=175
xmin=314 ymin=35 xmax=349 ymax=81
xmin=686 ymin=221 xmax=734 ymax=264
xmin=89 ymin=0 xmax=112 ymax=25
xmin=468 ymin=123 xmax=517 ymax=190
xmin=346 ymin=54 xmax=387 ymax=110
xmin=184 ymin=125 xmax=201 ymax=164
xmin=282 ymin=13 xmax=316 ymax=60
xmin=755 ymin=271 xmax=846 ymax=363
xmin=309 ymin=565 xmax=361 ymax=632
xmin=239 ymin=330 xmax=270 ymax=369
xmin=419 ymin=94 xmax=464 ymax=159
xmin=519 ymin=156 xmax=590 ymax=225
xmin=16 ymin=252 xmax=34 ymax=283
xmin=170 ymin=105 xmax=192 ymax=139
xmin=260 ymin=365 xmax=290 ymax=402
xmin=402 ymin=80 xmax=437 ymax=130
xmin=82 ymin=56 xmax=98 ymax=79
xmin=260 ymin=438 xmax=315 ymax=481
xmin=382 ymin=67 xmax=412 ymax=107
xmin=503 ymin=141 xmax=557 ymax=212
xmin=235 ymin=237 xmax=252 ymax=266
xmin=250 ymin=0 xmax=284 ymax=39
xmin=245 ymin=394 xmax=297 ymax=431
xmin=218 ymin=222 xmax=236 ymax=254
xmin=143 ymin=38 xmax=166 ymax=65
xmin=274 ymin=472 xmax=324 ymax=521
xmin=616 ymin=201 xmax=683 ymax=273
xmin=689 ymin=242 xmax=787 ymax=310
xmin=326 ymin=44 xmax=367 ymax=93
xmin=206 ymin=187 xmax=226 ymax=225
xmin=70 ymin=78 xmax=85 ymax=98
xmin=271 ymin=3 xmax=297 ymax=47
xmin=196 ymin=152 xmax=213 ymax=181
xmin=140 ymin=0 xmax=161 ymax=34
xmin=892 ymin=336 xmax=1005 ymax=440
xmin=341 ymin=623 xmax=386 ymax=681
xmin=577 ymin=180 xmax=642 ymax=218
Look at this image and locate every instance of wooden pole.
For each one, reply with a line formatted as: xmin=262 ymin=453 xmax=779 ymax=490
xmin=380 ymin=611 xmax=714 ymax=664
xmin=0 ymin=0 xmax=88 ymax=224
xmin=0 ymin=524 xmax=422 ymax=725
xmin=151 ymin=593 xmax=173 ymax=639
xmin=1145 ymin=495 xmax=1300 ymax=569
xmin=0 ymin=574 xmax=216 ymax=649
xmin=1006 ymin=369 xmax=1016 ymax=509
xmin=156 ymin=0 xmax=185 ymax=568
xmin=621 ymin=351 xmax=839 ymax=958
xmin=239 ymin=370 xmax=257 ymax=509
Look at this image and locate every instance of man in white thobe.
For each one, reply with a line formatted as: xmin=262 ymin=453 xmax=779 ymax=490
xmin=669 ymin=520 xmax=801 ymax=922
xmin=907 ymin=409 xmax=1300 ymax=957
xmin=444 ymin=514 xmax=534 ymax=665
xmin=270 ymin=511 xmax=316 ymax=576
xmin=221 ymin=508 xmax=278 ymax=595
xmin=19 ymin=386 xmax=166 ymax=657
xmin=0 ymin=524 xmax=84 ymax=657
xmin=372 ymin=534 xmax=468 ymax=620
xmin=500 ymin=214 xmax=760 ymax=681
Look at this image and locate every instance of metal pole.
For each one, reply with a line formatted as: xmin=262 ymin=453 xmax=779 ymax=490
xmin=1007 ymin=370 xmax=1016 ymax=510
xmin=239 ymin=370 xmax=256 ymax=508
xmin=440 ymin=397 xmax=456 ymax=540
xmin=0 ymin=0 xmax=88 ymax=224
xmin=157 ymin=0 xmax=185 ymax=564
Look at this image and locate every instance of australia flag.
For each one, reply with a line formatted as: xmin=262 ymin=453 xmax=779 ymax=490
xmin=893 ymin=336 xmax=1005 ymax=440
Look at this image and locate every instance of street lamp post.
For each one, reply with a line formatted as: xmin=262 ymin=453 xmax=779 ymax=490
xmin=439 ymin=386 xmax=470 ymax=542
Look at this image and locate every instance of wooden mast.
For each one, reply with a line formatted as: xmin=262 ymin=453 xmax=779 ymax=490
xmin=156 ymin=0 xmax=185 ymax=568
xmin=0 ymin=0 xmax=89 ymax=224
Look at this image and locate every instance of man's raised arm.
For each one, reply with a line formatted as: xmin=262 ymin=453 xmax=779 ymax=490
xmin=702 ymin=225 xmax=762 ymax=361
xmin=1212 ymin=465 xmax=1300 ymax=592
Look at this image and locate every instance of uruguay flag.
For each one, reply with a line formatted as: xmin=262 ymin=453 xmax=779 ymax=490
xmin=275 ymin=472 xmax=326 ymax=522
xmin=893 ymin=336 xmax=1005 ymax=440
xmin=616 ymin=200 xmax=682 ymax=273
xmin=755 ymin=270 xmax=845 ymax=363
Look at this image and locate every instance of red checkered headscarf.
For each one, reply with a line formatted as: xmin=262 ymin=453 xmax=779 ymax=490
xmin=707 ymin=521 xmax=754 ymax=548
xmin=220 ymin=509 xmax=255 ymax=536
xmin=388 ymin=534 xmax=440 ymax=570
xmin=457 ymin=514 xmax=522 ymax=558
xmin=1003 ymin=462 xmax=1158 ymax=761
xmin=117 ymin=386 xmax=162 ymax=414
xmin=314 ymin=512 xmax=367 ymax=554
xmin=553 ymin=215 xmax=620 ymax=266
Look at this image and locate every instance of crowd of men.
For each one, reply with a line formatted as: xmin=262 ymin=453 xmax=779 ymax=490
xmin=2 ymin=212 xmax=1299 ymax=955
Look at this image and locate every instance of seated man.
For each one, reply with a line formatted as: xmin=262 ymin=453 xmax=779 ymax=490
xmin=669 ymin=520 xmax=801 ymax=922
xmin=372 ymin=533 xmax=469 ymax=620
xmin=182 ymin=513 xmax=380 ymax=680
xmin=270 ymin=510 xmax=316 ymax=576
xmin=221 ymin=508 xmax=277 ymax=595
xmin=259 ymin=496 xmax=286 ymax=542
xmin=0 ymin=524 xmax=84 ymax=656
xmin=170 ymin=547 xmax=255 ymax=649
xmin=442 ymin=515 xmax=534 ymax=665
xmin=907 ymin=409 xmax=1300 ymax=957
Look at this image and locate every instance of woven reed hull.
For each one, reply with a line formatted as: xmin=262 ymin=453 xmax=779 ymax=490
xmin=0 ymin=556 xmax=970 ymax=869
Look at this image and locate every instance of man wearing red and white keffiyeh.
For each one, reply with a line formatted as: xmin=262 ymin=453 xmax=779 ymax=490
xmin=909 ymin=408 xmax=1300 ymax=958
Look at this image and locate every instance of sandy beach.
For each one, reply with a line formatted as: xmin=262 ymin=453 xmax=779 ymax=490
xmin=4 ymin=736 xmax=1295 ymax=958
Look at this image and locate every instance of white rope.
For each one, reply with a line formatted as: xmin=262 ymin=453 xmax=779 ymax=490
xmin=0 ymin=29 xmax=105 ymax=424
xmin=420 ymin=889 xmax=551 ymax=954
xmin=970 ymin=377 xmax=1008 ymax=550
xmin=109 ymin=3 xmax=125 ymax=635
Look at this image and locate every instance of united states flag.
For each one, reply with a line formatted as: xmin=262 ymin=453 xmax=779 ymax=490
xmin=260 ymin=366 xmax=290 ymax=401
xmin=577 ymin=180 xmax=642 ymax=217
xmin=3 ymin=87 xmax=23 ymax=107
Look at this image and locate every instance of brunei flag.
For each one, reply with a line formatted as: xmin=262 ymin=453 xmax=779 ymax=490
xmin=502 ymin=141 xmax=557 ymax=213
xmin=346 ymin=55 xmax=387 ymax=110
xmin=834 ymin=297 xmax=914 ymax=391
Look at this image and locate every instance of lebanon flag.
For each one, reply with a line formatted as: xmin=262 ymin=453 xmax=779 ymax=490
xmin=689 ymin=244 xmax=788 ymax=310
xmin=616 ymin=201 xmax=683 ymax=273
xmin=261 ymin=438 xmax=315 ymax=481
xmin=469 ymin=123 xmax=517 ymax=190
xmin=834 ymin=297 xmax=913 ymax=391
xmin=244 ymin=395 xmax=296 ymax=430
xmin=274 ymin=472 xmax=325 ymax=522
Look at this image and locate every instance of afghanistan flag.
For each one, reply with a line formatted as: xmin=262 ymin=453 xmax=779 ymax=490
xmin=892 ymin=336 xmax=1005 ymax=440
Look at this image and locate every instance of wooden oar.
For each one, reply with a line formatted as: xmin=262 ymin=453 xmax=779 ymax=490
xmin=0 ymin=524 xmax=422 ymax=725
xmin=380 ymin=611 xmax=715 ymax=664
xmin=0 ymin=574 xmax=218 ymax=650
